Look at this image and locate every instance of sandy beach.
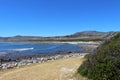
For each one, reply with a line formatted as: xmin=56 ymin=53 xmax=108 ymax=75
xmin=32 ymin=41 xmax=101 ymax=45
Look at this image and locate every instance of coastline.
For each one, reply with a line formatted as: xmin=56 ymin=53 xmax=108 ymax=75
xmin=0 ymin=56 xmax=86 ymax=80
xmin=0 ymin=41 xmax=100 ymax=70
xmin=0 ymin=41 xmax=98 ymax=80
xmin=37 ymin=41 xmax=101 ymax=44
xmin=0 ymin=41 xmax=102 ymax=44
xmin=0 ymin=52 xmax=88 ymax=70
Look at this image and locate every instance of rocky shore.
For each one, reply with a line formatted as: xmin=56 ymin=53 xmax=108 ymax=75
xmin=77 ymin=45 xmax=98 ymax=51
xmin=0 ymin=53 xmax=88 ymax=70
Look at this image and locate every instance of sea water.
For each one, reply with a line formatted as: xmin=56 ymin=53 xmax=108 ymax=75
xmin=0 ymin=42 xmax=95 ymax=60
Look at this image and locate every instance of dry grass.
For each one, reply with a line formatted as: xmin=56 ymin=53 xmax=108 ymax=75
xmin=0 ymin=57 xmax=86 ymax=80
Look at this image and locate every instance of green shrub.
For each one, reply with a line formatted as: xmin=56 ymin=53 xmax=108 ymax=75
xmin=78 ymin=32 xmax=120 ymax=80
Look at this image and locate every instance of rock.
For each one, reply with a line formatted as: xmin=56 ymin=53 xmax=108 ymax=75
xmin=0 ymin=53 xmax=88 ymax=70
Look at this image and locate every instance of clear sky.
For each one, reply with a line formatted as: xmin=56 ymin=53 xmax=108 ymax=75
xmin=0 ymin=0 xmax=120 ymax=37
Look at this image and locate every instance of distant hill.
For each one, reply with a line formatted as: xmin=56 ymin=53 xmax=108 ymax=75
xmin=66 ymin=31 xmax=115 ymax=37
xmin=63 ymin=31 xmax=117 ymax=41
xmin=0 ymin=31 xmax=117 ymax=42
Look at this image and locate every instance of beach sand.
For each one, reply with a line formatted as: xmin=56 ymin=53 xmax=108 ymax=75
xmin=35 ymin=41 xmax=101 ymax=45
xmin=0 ymin=56 xmax=87 ymax=80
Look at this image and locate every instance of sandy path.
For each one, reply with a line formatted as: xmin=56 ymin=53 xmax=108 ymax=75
xmin=0 ymin=57 xmax=86 ymax=80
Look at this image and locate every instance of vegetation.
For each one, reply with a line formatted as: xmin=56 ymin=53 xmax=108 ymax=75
xmin=78 ymin=32 xmax=120 ymax=80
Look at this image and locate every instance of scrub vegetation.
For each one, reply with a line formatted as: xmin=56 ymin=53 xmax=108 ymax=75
xmin=78 ymin=32 xmax=120 ymax=80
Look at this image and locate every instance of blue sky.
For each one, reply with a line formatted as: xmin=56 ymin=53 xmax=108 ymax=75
xmin=0 ymin=0 xmax=120 ymax=36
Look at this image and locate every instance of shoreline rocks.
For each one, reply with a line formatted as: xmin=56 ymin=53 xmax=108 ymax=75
xmin=77 ymin=45 xmax=98 ymax=51
xmin=0 ymin=53 xmax=88 ymax=70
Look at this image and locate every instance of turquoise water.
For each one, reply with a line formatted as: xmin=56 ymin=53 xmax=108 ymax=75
xmin=0 ymin=42 xmax=94 ymax=60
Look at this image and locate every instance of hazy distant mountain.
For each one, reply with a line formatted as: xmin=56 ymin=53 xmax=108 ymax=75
xmin=0 ymin=31 xmax=117 ymax=42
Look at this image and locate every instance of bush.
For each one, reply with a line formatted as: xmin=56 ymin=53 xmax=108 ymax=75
xmin=78 ymin=32 xmax=120 ymax=80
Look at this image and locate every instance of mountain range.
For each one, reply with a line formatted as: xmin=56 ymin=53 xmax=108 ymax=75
xmin=0 ymin=31 xmax=118 ymax=42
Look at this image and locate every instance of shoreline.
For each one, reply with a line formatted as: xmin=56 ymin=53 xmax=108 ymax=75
xmin=0 ymin=41 xmax=102 ymax=44
xmin=37 ymin=41 xmax=101 ymax=44
xmin=0 ymin=41 xmax=99 ymax=70
xmin=0 ymin=52 xmax=88 ymax=70
xmin=0 ymin=56 xmax=86 ymax=80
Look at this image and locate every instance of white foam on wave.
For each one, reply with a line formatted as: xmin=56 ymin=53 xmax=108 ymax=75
xmin=0 ymin=52 xmax=8 ymax=55
xmin=12 ymin=48 xmax=34 ymax=51
xmin=38 ymin=45 xmax=59 ymax=50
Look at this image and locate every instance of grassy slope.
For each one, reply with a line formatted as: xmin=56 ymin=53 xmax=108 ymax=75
xmin=78 ymin=33 xmax=120 ymax=80
xmin=0 ymin=57 xmax=87 ymax=80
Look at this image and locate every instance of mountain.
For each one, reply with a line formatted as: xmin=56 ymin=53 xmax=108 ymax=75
xmin=64 ymin=31 xmax=117 ymax=40
xmin=0 ymin=31 xmax=117 ymax=42
xmin=67 ymin=31 xmax=115 ymax=37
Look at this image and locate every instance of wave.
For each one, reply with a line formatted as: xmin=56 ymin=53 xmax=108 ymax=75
xmin=38 ymin=45 xmax=60 ymax=50
xmin=12 ymin=48 xmax=34 ymax=51
xmin=0 ymin=52 xmax=8 ymax=55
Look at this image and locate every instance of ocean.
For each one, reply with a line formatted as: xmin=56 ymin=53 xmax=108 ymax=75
xmin=0 ymin=42 xmax=95 ymax=60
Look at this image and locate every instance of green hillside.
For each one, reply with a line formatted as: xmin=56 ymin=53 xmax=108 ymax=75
xmin=78 ymin=32 xmax=120 ymax=80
